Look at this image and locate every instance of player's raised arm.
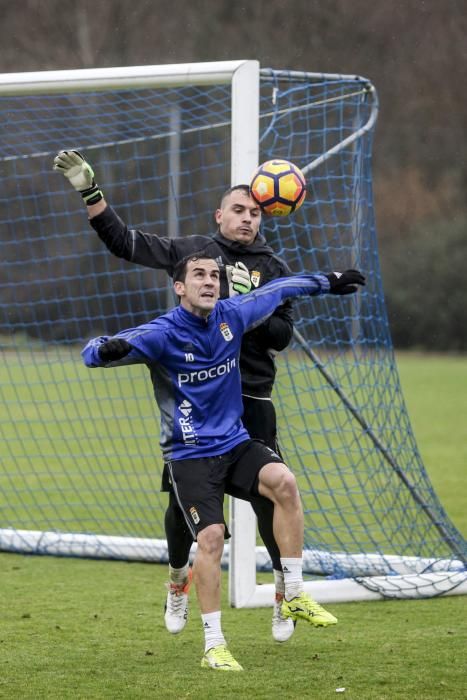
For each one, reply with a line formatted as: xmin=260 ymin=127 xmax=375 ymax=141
xmin=53 ymin=150 xmax=206 ymax=269
xmin=229 ymin=270 xmax=366 ymax=333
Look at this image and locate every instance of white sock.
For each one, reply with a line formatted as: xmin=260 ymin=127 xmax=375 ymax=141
xmin=280 ymin=557 xmax=303 ymax=600
xmin=169 ymin=563 xmax=190 ymax=585
xmin=273 ymin=568 xmax=285 ymax=597
xmin=202 ymin=611 xmax=226 ymax=652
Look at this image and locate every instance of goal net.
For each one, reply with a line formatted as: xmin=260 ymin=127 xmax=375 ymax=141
xmin=0 ymin=61 xmax=465 ymax=604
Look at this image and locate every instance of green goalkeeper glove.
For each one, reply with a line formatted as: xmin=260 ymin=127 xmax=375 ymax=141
xmin=53 ymin=150 xmax=103 ymax=205
xmin=226 ymin=262 xmax=252 ymax=296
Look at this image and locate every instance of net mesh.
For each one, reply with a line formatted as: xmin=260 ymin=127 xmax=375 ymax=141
xmin=0 ymin=68 xmax=465 ymax=597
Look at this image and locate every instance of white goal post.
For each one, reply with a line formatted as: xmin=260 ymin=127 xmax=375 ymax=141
xmin=0 ymin=60 xmax=465 ymax=606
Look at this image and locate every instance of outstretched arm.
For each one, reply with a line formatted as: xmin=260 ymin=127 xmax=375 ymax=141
xmin=82 ymin=322 xmax=165 ymax=368
xmin=53 ymin=150 xmax=201 ymax=269
xmin=228 ymin=270 xmax=365 ymax=333
xmin=250 ymin=270 xmax=365 ymax=349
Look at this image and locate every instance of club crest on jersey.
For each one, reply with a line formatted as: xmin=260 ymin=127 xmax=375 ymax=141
xmin=251 ymin=270 xmax=261 ymax=287
xmin=219 ymin=322 xmax=233 ymax=341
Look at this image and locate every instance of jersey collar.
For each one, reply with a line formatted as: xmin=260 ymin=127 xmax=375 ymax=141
xmin=175 ymin=304 xmax=215 ymax=327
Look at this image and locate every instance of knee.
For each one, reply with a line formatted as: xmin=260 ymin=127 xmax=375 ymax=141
xmin=273 ymin=470 xmax=300 ymax=505
xmin=197 ymin=524 xmax=225 ymax=560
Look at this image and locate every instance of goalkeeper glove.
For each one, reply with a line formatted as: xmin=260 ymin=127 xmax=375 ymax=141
xmin=326 ymin=269 xmax=366 ymax=295
xmin=226 ymin=262 xmax=252 ymax=296
xmin=98 ymin=338 xmax=132 ymax=362
xmin=53 ymin=150 xmax=103 ymax=205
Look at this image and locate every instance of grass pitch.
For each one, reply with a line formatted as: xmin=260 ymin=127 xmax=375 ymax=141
xmin=0 ymin=554 xmax=466 ymax=699
xmin=0 ymin=353 xmax=466 ymax=698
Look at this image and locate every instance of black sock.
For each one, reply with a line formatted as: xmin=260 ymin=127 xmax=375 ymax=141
xmin=250 ymin=495 xmax=282 ymax=572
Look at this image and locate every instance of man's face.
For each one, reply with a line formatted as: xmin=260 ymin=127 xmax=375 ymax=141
xmin=215 ymin=189 xmax=262 ymax=245
xmin=174 ymin=258 xmax=220 ymax=317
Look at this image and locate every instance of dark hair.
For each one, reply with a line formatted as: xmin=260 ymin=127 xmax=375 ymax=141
xmin=172 ymin=251 xmax=218 ymax=283
xmin=219 ymin=183 xmax=251 ymax=206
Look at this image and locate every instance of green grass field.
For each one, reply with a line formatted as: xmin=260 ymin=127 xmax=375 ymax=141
xmin=1 ymin=555 xmax=466 ymax=700
xmin=396 ymin=354 xmax=467 ymax=536
xmin=1 ymin=353 xmax=466 ymax=699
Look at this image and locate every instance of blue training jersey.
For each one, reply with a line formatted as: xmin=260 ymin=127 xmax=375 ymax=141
xmin=82 ymin=274 xmax=330 ymax=460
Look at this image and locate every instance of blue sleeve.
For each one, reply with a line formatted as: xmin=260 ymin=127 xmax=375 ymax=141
xmin=81 ymin=323 xmax=166 ymax=368
xmin=225 ymin=274 xmax=330 ymax=333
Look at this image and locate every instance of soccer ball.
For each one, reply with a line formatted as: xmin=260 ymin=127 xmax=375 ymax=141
xmin=249 ymin=159 xmax=306 ymax=216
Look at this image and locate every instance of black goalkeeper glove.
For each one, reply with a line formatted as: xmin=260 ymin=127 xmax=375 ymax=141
xmin=53 ymin=150 xmax=103 ymax=205
xmin=98 ymin=338 xmax=132 ymax=362
xmin=325 ymin=269 xmax=366 ymax=295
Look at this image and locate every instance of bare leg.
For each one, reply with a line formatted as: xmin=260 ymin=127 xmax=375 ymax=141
xmin=259 ymin=462 xmax=338 ymax=627
xmin=257 ymin=462 xmax=304 ymax=557
xmin=192 ymin=523 xmax=225 ymax=613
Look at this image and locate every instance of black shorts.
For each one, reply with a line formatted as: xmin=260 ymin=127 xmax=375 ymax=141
xmin=165 ymin=439 xmax=283 ymax=540
xmin=161 ymin=396 xmax=282 ymax=492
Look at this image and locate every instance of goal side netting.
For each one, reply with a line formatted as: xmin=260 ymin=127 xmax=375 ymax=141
xmin=0 ymin=61 xmax=465 ymax=604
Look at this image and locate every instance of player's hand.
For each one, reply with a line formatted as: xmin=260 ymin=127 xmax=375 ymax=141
xmin=53 ymin=150 xmax=103 ymax=205
xmin=326 ymin=269 xmax=366 ymax=295
xmin=226 ymin=262 xmax=252 ymax=296
xmin=98 ymin=338 xmax=132 ymax=362
xmin=53 ymin=151 xmax=95 ymax=190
